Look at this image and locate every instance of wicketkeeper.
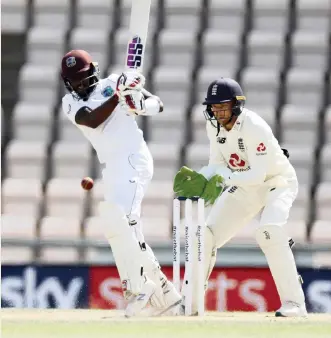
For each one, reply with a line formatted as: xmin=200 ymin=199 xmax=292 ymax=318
xmin=173 ymin=78 xmax=307 ymax=317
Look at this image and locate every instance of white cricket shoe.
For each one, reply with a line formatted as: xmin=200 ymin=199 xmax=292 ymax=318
xmin=275 ymin=301 xmax=308 ymax=317
xmin=125 ymin=279 xmax=156 ymax=318
xmin=155 ymin=282 xmax=182 ymax=316
xmin=177 ymin=296 xmax=199 ymax=316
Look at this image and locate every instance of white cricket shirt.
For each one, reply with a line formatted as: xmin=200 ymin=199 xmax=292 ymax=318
xmin=199 ymin=108 xmax=297 ymax=187
xmin=62 ymin=74 xmax=147 ymax=164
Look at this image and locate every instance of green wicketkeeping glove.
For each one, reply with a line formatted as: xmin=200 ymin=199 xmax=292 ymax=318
xmin=173 ymin=166 xmax=208 ymax=198
xmin=200 ymin=175 xmax=226 ymax=206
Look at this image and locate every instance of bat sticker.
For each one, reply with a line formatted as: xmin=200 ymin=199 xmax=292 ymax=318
xmin=126 ymin=36 xmax=144 ymax=69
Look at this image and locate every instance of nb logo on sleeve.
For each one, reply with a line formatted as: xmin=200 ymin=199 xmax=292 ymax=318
xmin=217 ymin=137 xmax=226 ymax=144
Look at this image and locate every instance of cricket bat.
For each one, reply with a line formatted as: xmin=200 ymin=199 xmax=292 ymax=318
xmin=125 ymin=0 xmax=152 ymax=73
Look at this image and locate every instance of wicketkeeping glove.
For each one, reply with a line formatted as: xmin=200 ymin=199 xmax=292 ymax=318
xmin=200 ymin=175 xmax=226 ymax=206
xmin=173 ymin=166 xmax=208 ymax=198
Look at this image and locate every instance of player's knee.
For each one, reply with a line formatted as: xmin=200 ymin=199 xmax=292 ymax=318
xmin=255 ymin=224 xmax=289 ymax=249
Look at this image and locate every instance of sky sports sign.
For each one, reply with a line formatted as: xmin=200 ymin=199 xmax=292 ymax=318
xmin=1 ymin=266 xmax=88 ymax=308
xmin=1 ymin=265 xmax=330 ymax=313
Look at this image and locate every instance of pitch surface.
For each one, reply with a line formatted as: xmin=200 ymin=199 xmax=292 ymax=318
xmin=2 ymin=310 xmax=331 ymax=338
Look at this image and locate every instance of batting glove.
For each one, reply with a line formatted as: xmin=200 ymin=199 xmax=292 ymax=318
xmin=116 ymin=71 xmax=145 ymax=94
xmin=119 ymin=90 xmax=146 ymax=115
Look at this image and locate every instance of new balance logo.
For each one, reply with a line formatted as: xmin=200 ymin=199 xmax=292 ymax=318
xmin=137 ymin=293 xmax=146 ymax=301
xmin=217 ymin=137 xmax=226 ymax=144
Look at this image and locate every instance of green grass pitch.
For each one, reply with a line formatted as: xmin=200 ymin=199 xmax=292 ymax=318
xmin=2 ymin=310 xmax=331 ymax=338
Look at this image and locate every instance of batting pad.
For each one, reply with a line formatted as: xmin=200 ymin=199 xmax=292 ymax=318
xmin=256 ymin=225 xmax=305 ymax=305
xmin=99 ymin=202 xmax=145 ymax=297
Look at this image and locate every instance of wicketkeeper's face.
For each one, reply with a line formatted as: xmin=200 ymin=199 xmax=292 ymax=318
xmin=211 ymin=102 xmax=232 ymax=125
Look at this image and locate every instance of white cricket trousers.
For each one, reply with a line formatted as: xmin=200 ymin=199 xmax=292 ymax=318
xmin=101 ymin=145 xmax=168 ymax=301
xmin=101 ymin=144 xmax=153 ymax=221
xmin=207 ymin=175 xmax=299 ymax=248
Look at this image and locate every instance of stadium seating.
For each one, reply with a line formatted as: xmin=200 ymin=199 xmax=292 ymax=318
xmin=246 ymin=31 xmax=285 ymax=71
xmin=2 ymin=178 xmax=42 ymax=218
xmin=44 ymin=178 xmax=87 ymax=218
xmin=241 ymin=68 xmax=280 ymax=107
xmin=52 ymin=141 xmax=92 ymax=178
xmin=1 ymin=0 xmax=27 ymax=33
xmin=296 ymin=0 xmax=330 ymax=31
xmin=5 ymin=140 xmax=47 ymax=179
xmin=163 ymin=0 xmax=202 ymax=30
xmin=76 ymin=0 xmax=115 ymax=31
xmin=251 ymin=0 xmax=291 ymax=32
xmin=38 ymin=216 xmax=82 ymax=262
xmin=1 ymin=0 xmax=330 ymax=262
xmin=208 ymin=0 xmax=246 ymax=32
xmin=1 ymin=215 xmax=36 ymax=263
xmin=280 ymin=105 xmax=319 ymax=146
xmin=12 ymin=103 xmax=53 ymax=141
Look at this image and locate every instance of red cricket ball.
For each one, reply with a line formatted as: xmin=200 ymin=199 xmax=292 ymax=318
xmin=81 ymin=177 xmax=94 ymax=190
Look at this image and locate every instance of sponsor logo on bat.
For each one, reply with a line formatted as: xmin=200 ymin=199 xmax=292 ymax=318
xmin=126 ymin=36 xmax=144 ymax=69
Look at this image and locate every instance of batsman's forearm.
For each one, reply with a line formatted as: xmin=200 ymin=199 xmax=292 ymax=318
xmin=75 ymin=94 xmax=119 ymax=128
xmin=88 ymin=94 xmax=119 ymax=127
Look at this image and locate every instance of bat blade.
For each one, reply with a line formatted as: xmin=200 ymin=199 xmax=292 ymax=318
xmin=125 ymin=0 xmax=152 ymax=72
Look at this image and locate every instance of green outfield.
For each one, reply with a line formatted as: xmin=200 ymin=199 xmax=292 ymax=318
xmin=2 ymin=310 xmax=331 ymax=338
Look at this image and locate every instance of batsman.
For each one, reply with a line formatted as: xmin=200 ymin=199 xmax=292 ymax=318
xmin=173 ymin=78 xmax=307 ymax=317
xmin=61 ymin=50 xmax=181 ymax=317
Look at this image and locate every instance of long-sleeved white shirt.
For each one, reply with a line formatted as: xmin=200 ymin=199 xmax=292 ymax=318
xmin=62 ymin=73 xmax=160 ymax=164
xmin=199 ymin=108 xmax=296 ymax=187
